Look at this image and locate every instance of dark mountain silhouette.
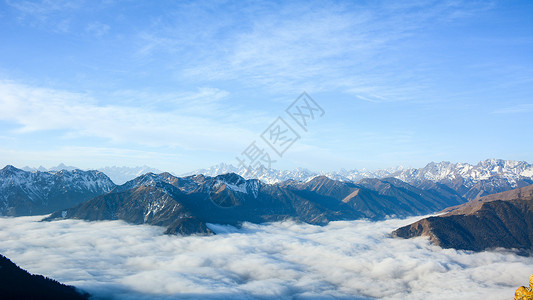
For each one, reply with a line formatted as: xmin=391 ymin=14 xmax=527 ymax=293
xmin=393 ymin=184 xmax=533 ymax=253
xmin=0 ymin=254 xmax=89 ymax=299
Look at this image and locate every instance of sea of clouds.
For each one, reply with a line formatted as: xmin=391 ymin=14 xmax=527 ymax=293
xmin=0 ymin=215 xmax=531 ymax=299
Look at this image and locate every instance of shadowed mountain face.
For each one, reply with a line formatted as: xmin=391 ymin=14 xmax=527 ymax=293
xmin=45 ymin=173 xmax=467 ymax=235
xmin=0 ymin=254 xmax=89 ymax=300
xmin=0 ymin=165 xmax=116 ymax=216
xmin=393 ymin=184 xmax=533 ymax=253
xmin=293 ymin=176 xmax=466 ymax=220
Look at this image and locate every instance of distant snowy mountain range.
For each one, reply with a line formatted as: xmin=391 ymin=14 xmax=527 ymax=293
xmin=20 ymin=159 xmax=533 ymax=191
xmin=185 ymin=159 xmax=533 ymax=201
xmin=96 ymin=166 xmax=164 ymax=185
xmin=22 ymin=164 xmax=163 ymax=185
xmin=186 ymin=158 xmax=533 ymax=186
xmin=182 ymin=163 xmax=405 ymax=183
xmin=22 ymin=163 xmax=79 ymax=172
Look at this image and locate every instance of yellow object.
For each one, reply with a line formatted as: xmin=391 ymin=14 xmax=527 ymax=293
xmin=515 ymin=275 xmax=533 ymax=300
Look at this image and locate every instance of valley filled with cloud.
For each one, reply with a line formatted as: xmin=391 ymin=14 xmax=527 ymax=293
xmin=0 ymin=216 xmax=530 ymax=299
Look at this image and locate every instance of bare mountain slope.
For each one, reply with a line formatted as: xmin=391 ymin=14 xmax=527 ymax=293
xmin=393 ymin=185 xmax=533 ymax=253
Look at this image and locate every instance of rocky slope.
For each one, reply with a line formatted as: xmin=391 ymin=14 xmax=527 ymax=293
xmin=0 ymin=254 xmax=89 ymax=299
xmin=392 ymin=184 xmax=533 ymax=253
xmin=45 ymin=172 xmax=466 ymax=235
xmin=0 ymin=165 xmax=115 ymax=216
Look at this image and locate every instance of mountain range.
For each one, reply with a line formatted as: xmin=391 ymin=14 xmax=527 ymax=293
xmin=393 ymin=184 xmax=533 ymax=253
xmin=22 ymin=164 xmax=163 ymax=185
xmin=44 ymin=172 xmax=467 ymax=235
xmin=181 ymin=162 xmax=403 ymax=184
xmin=0 ymin=165 xmax=115 ymax=216
xmin=17 ymin=159 xmax=533 ymax=198
xmin=187 ymin=159 xmax=533 ymax=201
xmin=3 ymin=159 xmax=533 ymax=241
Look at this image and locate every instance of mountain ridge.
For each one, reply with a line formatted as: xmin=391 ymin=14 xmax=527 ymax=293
xmin=187 ymin=159 xmax=533 ymax=201
xmin=22 ymin=164 xmax=163 ymax=185
xmin=185 ymin=159 xmax=533 ymax=185
xmin=17 ymin=159 xmax=533 ymax=194
xmin=392 ymin=184 xmax=533 ymax=253
xmin=44 ymin=172 xmax=467 ymax=235
xmin=0 ymin=165 xmax=115 ymax=216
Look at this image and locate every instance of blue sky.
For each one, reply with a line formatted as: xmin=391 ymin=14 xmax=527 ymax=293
xmin=0 ymin=0 xmax=532 ymax=173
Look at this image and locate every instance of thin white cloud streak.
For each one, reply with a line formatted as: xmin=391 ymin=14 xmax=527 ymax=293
xmin=0 ymin=216 xmax=530 ymax=299
xmin=5 ymin=0 xmax=82 ymax=33
xmin=0 ymin=80 xmax=258 ymax=152
xmin=85 ymin=21 xmax=110 ymax=37
xmin=6 ymin=0 xmax=81 ymax=16
xmin=492 ymin=103 xmax=533 ymax=114
xmin=139 ymin=1 xmax=493 ymax=101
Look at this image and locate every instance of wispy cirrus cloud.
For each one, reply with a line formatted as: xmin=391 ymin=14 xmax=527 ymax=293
xmin=134 ymin=1 xmax=495 ymax=102
xmin=4 ymin=0 xmax=83 ymax=32
xmin=85 ymin=21 xmax=110 ymax=37
xmin=1 ymin=0 xmax=531 ymax=169
xmin=492 ymin=103 xmax=533 ymax=114
xmin=4 ymin=0 xmax=115 ymax=35
xmin=5 ymin=0 xmax=81 ymax=16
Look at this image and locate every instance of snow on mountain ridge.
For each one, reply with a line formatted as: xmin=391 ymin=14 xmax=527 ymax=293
xmin=214 ymin=177 xmax=260 ymax=198
xmin=21 ymin=165 xmax=165 ymax=185
xmin=0 ymin=166 xmax=115 ymax=197
xmin=186 ymin=159 xmax=533 ymax=187
xmin=0 ymin=165 xmax=116 ymax=216
xmin=13 ymin=158 xmax=533 ymax=189
xmin=183 ymin=163 xmax=406 ymax=184
xmin=389 ymin=159 xmax=533 ymax=188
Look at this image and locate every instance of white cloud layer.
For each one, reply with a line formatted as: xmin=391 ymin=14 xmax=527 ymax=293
xmin=0 ymin=216 xmax=531 ymax=299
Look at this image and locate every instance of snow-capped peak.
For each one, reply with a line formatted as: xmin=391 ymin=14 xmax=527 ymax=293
xmin=184 ymin=159 xmax=533 ymax=188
